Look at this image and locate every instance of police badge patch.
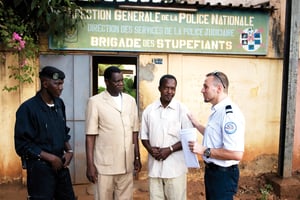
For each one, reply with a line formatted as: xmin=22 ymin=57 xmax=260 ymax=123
xmin=240 ymin=27 xmax=263 ymax=52
xmin=224 ymin=122 xmax=237 ymax=134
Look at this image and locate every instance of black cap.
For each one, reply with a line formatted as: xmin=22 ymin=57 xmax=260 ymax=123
xmin=39 ymin=66 xmax=65 ymax=80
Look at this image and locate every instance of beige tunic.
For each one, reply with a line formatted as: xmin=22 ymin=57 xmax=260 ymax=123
xmin=85 ymin=91 xmax=139 ymax=174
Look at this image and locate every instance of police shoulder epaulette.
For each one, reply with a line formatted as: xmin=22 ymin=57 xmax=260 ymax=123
xmin=225 ymin=105 xmax=233 ymax=114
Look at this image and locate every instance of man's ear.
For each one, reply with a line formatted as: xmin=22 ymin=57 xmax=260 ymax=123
xmin=217 ymin=84 xmax=223 ymax=93
xmin=40 ymin=77 xmax=49 ymax=89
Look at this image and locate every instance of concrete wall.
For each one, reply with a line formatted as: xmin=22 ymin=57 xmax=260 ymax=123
xmin=0 ymin=52 xmax=285 ymax=184
xmin=138 ymin=54 xmax=283 ymax=176
xmin=2 ymin=0 xmax=300 ymax=183
xmin=0 ymin=52 xmax=38 ymax=183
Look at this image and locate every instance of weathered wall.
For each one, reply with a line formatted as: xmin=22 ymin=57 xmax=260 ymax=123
xmin=0 ymin=52 xmax=38 ymax=183
xmin=139 ymin=54 xmax=283 ymax=176
xmin=0 ymin=53 xmax=284 ymax=183
xmin=1 ymin=0 xmax=298 ymax=183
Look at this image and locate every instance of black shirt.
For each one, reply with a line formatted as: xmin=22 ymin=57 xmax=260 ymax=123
xmin=14 ymin=92 xmax=70 ymax=159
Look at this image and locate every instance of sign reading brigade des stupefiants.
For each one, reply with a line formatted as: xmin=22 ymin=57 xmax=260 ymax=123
xmin=49 ymin=6 xmax=269 ymax=55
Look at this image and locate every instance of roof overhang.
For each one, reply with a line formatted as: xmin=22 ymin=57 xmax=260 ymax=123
xmin=77 ymin=0 xmax=275 ymax=12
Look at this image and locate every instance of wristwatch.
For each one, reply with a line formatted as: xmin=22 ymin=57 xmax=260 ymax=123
xmin=204 ymin=148 xmax=211 ymax=158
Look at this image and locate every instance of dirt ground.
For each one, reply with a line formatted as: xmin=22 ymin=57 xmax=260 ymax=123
xmin=134 ymin=169 xmax=280 ymax=200
xmin=0 ymin=168 xmax=281 ymax=200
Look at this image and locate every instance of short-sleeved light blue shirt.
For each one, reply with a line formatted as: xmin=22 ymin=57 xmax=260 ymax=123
xmin=203 ymin=97 xmax=245 ymax=167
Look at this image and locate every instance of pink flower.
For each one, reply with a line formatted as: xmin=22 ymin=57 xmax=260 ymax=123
xmin=12 ymin=32 xmax=22 ymax=41
xmin=19 ymin=40 xmax=26 ymax=49
xmin=11 ymin=32 xmax=26 ymax=51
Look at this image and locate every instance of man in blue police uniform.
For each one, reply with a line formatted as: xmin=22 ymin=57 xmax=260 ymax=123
xmin=14 ymin=66 xmax=76 ymax=200
xmin=188 ymin=71 xmax=245 ymax=200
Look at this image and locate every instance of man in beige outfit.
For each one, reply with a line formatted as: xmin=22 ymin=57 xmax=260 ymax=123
xmin=85 ymin=66 xmax=141 ymax=200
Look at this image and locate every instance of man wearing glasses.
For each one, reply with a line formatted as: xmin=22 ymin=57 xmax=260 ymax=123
xmin=188 ymin=71 xmax=245 ymax=200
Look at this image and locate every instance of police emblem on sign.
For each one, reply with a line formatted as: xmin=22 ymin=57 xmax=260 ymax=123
xmin=240 ymin=27 xmax=263 ymax=52
xmin=224 ymin=122 xmax=237 ymax=134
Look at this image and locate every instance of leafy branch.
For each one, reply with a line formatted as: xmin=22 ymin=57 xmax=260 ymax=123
xmin=0 ymin=0 xmax=91 ymax=91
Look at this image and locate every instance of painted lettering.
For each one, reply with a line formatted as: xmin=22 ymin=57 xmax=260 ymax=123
xmin=84 ymin=9 xmax=112 ymax=20
xmin=178 ymin=13 xmax=209 ymax=24
xmin=90 ymin=36 xmax=142 ymax=48
xmin=114 ymin=10 xmax=161 ymax=22
xmin=211 ymin=14 xmax=254 ymax=26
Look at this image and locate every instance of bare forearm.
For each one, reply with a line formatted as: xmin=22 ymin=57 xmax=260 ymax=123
xmin=40 ymin=151 xmax=56 ymax=162
xmin=187 ymin=113 xmax=205 ymax=135
xmin=86 ymin=135 xmax=96 ymax=166
xmin=189 ymin=142 xmax=243 ymax=161
xmin=170 ymin=141 xmax=182 ymax=152
xmin=141 ymin=140 xmax=152 ymax=153
xmin=210 ymin=148 xmax=243 ymax=161
xmin=64 ymin=142 xmax=72 ymax=151
xmin=133 ymin=132 xmax=140 ymax=157
xmin=195 ymin=124 xmax=205 ymax=135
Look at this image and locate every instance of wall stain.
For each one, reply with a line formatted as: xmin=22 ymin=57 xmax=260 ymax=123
xmin=139 ymin=63 xmax=156 ymax=82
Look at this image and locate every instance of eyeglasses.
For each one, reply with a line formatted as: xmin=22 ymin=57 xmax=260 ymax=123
xmin=213 ymin=71 xmax=225 ymax=88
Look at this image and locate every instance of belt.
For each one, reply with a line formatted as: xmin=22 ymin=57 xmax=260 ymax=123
xmin=204 ymin=162 xmax=238 ymax=172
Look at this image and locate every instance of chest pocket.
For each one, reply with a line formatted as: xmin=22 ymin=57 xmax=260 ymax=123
xmin=167 ymin=121 xmax=181 ymax=138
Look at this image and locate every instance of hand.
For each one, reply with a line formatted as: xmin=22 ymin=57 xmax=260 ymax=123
xmin=158 ymin=147 xmax=172 ymax=161
xmin=188 ymin=141 xmax=206 ymax=155
xmin=49 ymin=154 xmax=64 ymax=171
xmin=134 ymin=158 xmax=142 ymax=172
xmin=150 ymin=147 xmax=161 ymax=160
xmin=40 ymin=151 xmax=64 ymax=171
xmin=86 ymin=164 xmax=98 ymax=183
xmin=63 ymin=151 xmax=73 ymax=168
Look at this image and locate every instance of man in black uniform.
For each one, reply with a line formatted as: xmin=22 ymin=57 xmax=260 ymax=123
xmin=14 ymin=66 xmax=76 ymax=200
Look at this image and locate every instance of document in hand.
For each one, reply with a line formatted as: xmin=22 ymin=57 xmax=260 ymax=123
xmin=180 ymin=128 xmax=200 ymax=168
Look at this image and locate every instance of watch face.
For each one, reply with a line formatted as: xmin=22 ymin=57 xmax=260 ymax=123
xmin=204 ymin=148 xmax=210 ymax=157
xmin=204 ymin=150 xmax=208 ymax=156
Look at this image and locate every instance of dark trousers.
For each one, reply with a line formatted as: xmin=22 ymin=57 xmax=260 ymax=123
xmin=26 ymin=159 xmax=76 ymax=200
xmin=204 ymin=163 xmax=239 ymax=200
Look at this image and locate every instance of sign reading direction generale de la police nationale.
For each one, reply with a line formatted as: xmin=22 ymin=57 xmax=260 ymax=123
xmin=49 ymin=6 xmax=269 ymax=55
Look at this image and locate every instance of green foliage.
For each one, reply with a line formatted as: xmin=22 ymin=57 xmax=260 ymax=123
xmin=98 ymin=86 xmax=106 ymax=94
xmin=0 ymin=0 xmax=91 ymax=42
xmin=3 ymin=62 xmax=35 ymax=91
xmin=123 ymin=77 xmax=136 ymax=98
xmin=0 ymin=0 xmax=91 ymax=91
xmin=97 ymin=65 xmax=136 ymax=98
xmin=98 ymin=77 xmax=136 ymax=99
xmin=98 ymin=64 xmax=122 ymax=76
xmin=259 ymin=184 xmax=273 ymax=200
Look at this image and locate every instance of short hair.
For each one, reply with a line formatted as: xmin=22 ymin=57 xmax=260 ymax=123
xmin=159 ymin=74 xmax=177 ymax=87
xmin=104 ymin=66 xmax=121 ymax=80
xmin=206 ymin=71 xmax=229 ymax=90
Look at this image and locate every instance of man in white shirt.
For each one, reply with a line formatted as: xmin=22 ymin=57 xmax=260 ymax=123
xmin=188 ymin=71 xmax=245 ymax=200
xmin=140 ymin=74 xmax=193 ymax=200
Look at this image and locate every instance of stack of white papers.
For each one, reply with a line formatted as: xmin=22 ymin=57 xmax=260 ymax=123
xmin=180 ymin=128 xmax=200 ymax=168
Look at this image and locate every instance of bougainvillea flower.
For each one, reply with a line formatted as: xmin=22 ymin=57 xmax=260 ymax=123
xmin=12 ymin=32 xmax=22 ymax=41
xmin=19 ymin=40 xmax=26 ymax=49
